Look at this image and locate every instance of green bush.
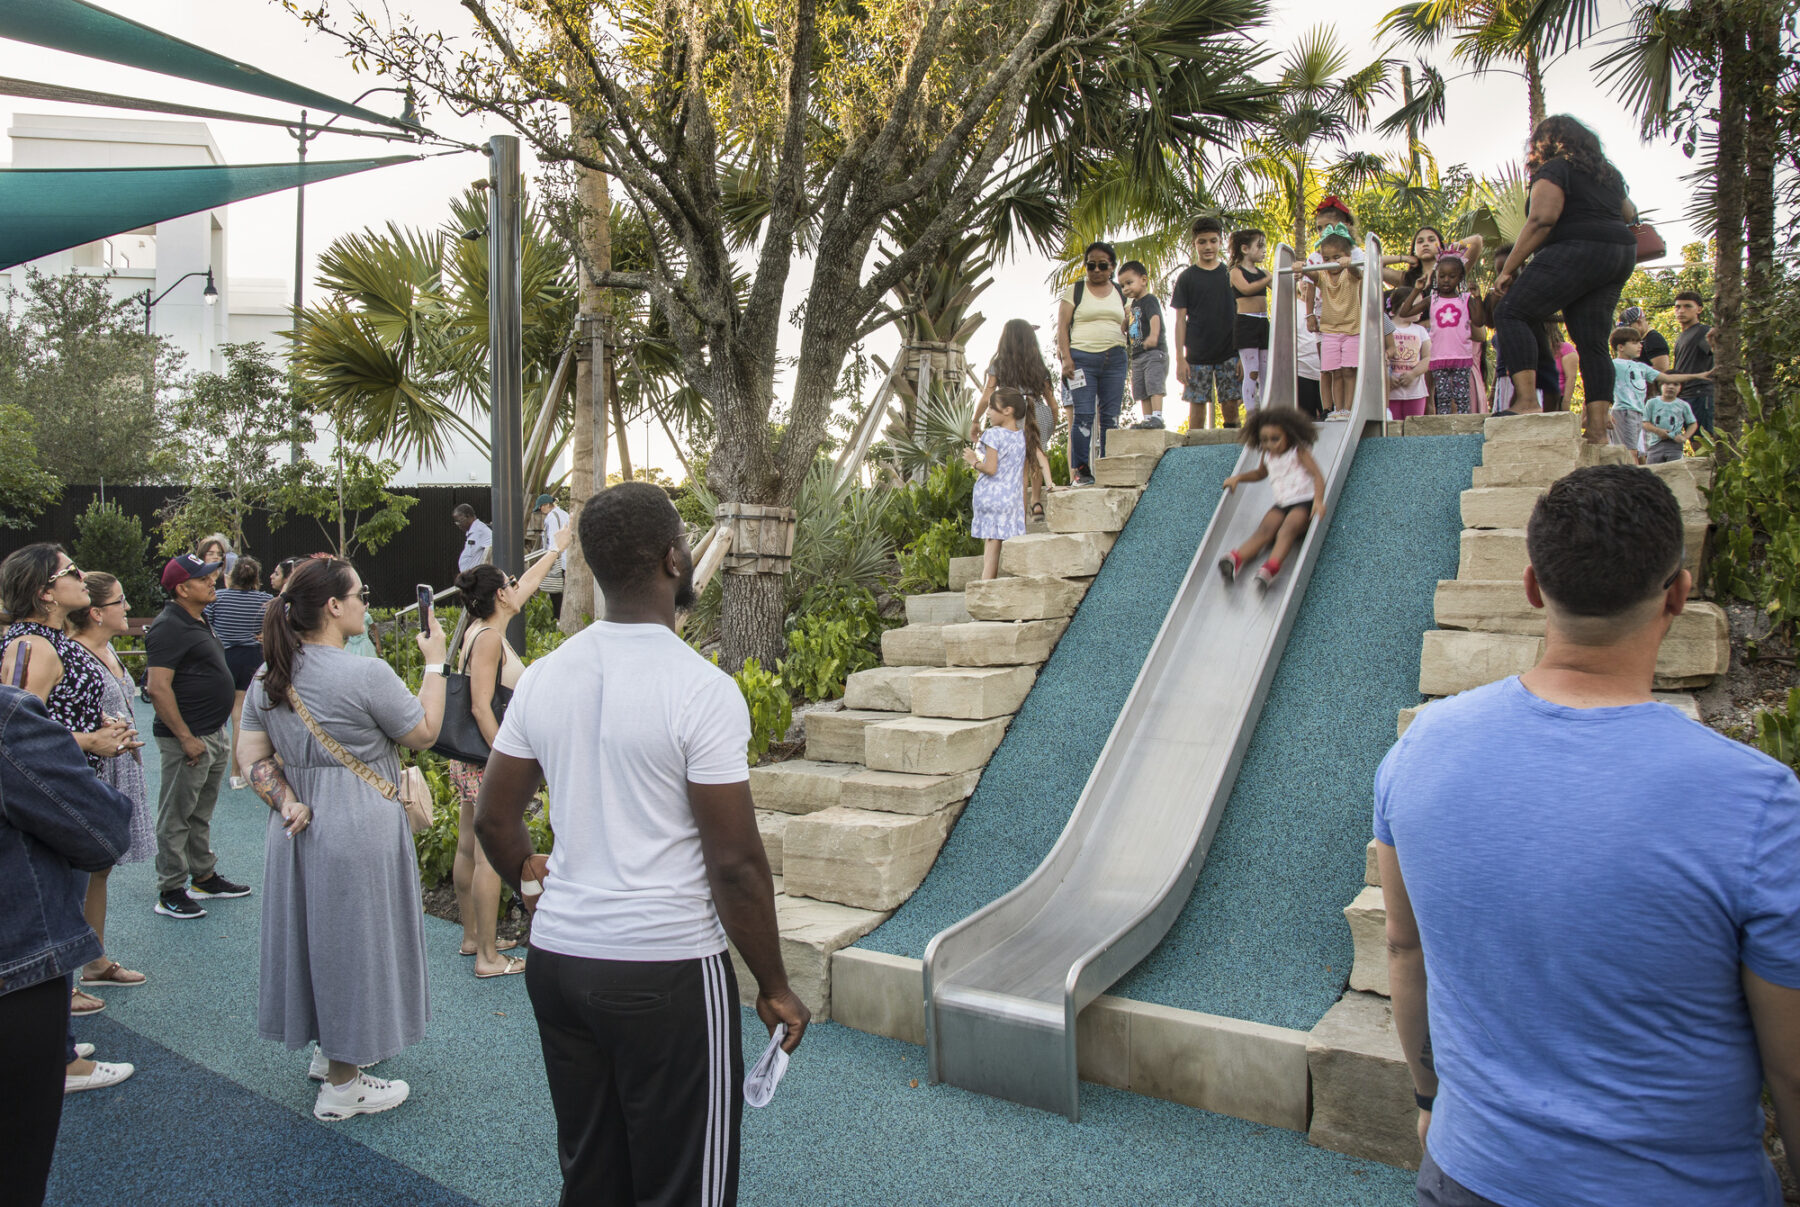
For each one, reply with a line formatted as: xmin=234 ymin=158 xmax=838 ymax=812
xmin=733 ymin=657 xmax=792 ymax=761
xmin=780 ymin=585 xmax=888 ymax=702
xmin=1752 ymin=687 xmax=1800 ymax=771
xmin=894 ymin=516 xmax=983 ymax=595
xmin=879 ymin=460 xmax=977 ymax=552
xmin=411 ymin=752 xmax=462 ymax=889
xmin=1706 ymin=376 xmax=1800 ymax=641
xmin=71 ymin=498 xmax=161 ymax=614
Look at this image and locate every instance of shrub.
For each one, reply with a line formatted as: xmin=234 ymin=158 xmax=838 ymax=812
xmin=733 ymin=657 xmax=792 ymax=761
xmin=879 ymin=460 xmax=976 ymax=552
xmin=1706 ymin=377 xmax=1800 ymax=641
xmin=1752 ymin=687 xmax=1800 ymax=771
xmin=894 ymin=516 xmax=982 ymax=595
xmin=411 ymin=753 xmax=461 ymax=889
xmin=780 ymin=585 xmax=888 ymax=702
xmin=71 ymin=498 xmax=161 ymax=613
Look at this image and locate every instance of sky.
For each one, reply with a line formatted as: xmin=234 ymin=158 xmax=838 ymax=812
xmin=0 ymin=0 xmax=1704 ymax=483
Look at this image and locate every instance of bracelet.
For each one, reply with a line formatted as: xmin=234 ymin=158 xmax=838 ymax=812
xmin=1414 ymin=1092 xmax=1435 ymax=1112
xmin=422 ymin=663 xmax=445 ymax=675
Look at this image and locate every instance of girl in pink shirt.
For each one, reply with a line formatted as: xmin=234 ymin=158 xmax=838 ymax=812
xmin=1407 ymin=255 xmax=1486 ymax=415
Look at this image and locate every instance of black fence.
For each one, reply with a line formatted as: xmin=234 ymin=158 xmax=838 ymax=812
xmin=2 ymin=485 xmax=502 ymax=612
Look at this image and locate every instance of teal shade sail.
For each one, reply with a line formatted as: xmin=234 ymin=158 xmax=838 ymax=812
xmin=0 ymin=157 xmax=415 ymax=270
xmin=0 ymin=0 xmax=415 ymax=130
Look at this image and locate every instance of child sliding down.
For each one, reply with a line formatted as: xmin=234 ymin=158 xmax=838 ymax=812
xmin=1217 ymin=408 xmax=1327 ymax=590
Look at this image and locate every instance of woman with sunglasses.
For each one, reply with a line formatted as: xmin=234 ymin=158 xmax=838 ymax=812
xmin=446 ymin=522 xmax=572 ymax=979
xmin=1056 ymin=240 xmax=1129 ymax=486
xmin=67 ymin=573 xmax=154 ymax=993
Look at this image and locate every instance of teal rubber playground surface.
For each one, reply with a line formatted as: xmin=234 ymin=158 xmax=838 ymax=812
xmin=46 ymin=441 xmax=1480 ymax=1204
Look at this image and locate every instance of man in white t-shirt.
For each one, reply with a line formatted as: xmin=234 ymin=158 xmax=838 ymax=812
xmin=476 ymin=482 xmax=807 ymax=1207
xmin=453 ymin=504 xmax=492 ymax=574
xmin=534 ymin=493 xmax=570 ymax=620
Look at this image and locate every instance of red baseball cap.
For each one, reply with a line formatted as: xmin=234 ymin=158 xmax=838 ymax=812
xmin=161 ymin=554 xmax=223 ymax=590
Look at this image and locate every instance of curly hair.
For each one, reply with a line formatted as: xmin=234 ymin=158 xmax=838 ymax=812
xmin=990 ymin=318 xmax=1051 ymax=397
xmin=1228 ymin=229 xmax=1265 ymax=267
xmin=1531 ymin=115 xmax=1623 ymax=193
xmin=1240 ymin=406 xmax=1316 ymax=451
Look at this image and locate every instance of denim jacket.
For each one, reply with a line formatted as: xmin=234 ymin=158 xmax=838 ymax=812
xmin=0 ymin=685 xmax=132 ymax=995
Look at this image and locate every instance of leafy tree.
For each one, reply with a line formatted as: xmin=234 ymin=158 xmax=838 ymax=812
xmin=0 ymin=404 xmax=61 ymax=528
xmin=271 ymin=449 xmax=420 ymax=559
xmin=1380 ymin=0 xmax=1554 ymax=138
xmin=159 ymin=342 xmax=309 ymax=555
xmin=70 ymin=498 xmax=161 ymax=613
xmin=0 ymin=269 xmax=182 ymax=485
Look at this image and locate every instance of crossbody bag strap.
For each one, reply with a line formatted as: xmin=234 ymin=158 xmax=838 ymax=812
xmin=288 ymin=690 xmax=398 ymax=801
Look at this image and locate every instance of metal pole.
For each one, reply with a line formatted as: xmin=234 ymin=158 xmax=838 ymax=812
xmin=291 ymin=111 xmax=309 ymax=465
xmin=487 ymin=135 xmax=527 ymax=649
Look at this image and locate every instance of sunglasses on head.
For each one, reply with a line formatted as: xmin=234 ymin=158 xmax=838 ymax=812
xmin=1085 ymin=260 xmax=1112 ymax=272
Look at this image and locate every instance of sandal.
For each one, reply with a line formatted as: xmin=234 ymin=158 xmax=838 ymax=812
xmin=81 ymin=961 xmax=147 ymax=987
xmin=1030 ymin=502 xmax=1045 ymax=519
xmin=70 ymin=987 xmax=105 ymax=1015
xmin=461 ymin=938 xmax=519 ymax=957
xmin=474 ymin=955 xmax=527 ymax=979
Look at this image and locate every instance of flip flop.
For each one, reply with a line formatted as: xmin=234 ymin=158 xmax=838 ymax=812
xmin=80 ymin=961 xmax=147 ymax=986
xmin=70 ymin=988 xmax=105 ymax=1015
xmin=475 ymin=955 xmax=527 ymax=979
xmin=461 ymin=938 xmax=520 ymax=957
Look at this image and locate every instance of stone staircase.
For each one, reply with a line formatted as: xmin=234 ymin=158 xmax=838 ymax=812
xmin=1307 ymin=411 xmax=1731 ymax=1169
xmin=735 ymin=427 xmax=1187 ymax=1018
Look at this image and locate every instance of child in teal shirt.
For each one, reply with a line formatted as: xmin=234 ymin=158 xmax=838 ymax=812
xmin=1641 ymin=379 xmax=1700 ymax=464
xmin=1610 ymin=326 xmax=1710 ymax=462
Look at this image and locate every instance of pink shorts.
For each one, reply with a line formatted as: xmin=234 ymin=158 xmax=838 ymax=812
xmin=1387 ymin=396 xmax=1428 ymax=420
xmin=1320 ymin=332 xmax=1360 ymax=372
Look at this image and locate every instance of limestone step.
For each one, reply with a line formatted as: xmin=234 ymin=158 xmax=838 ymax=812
xmin=1649 ymin=455 xmax=1712 ymax=512
xmin=1460 ymin=486 xmax=1542 ymax=530
xmin=904 ymin=591 xmax=972 ymax=627
xmin=749 ymin=758 xmax=860 ymax=815
xmin=844 ymin=665 xmax=926 ymax=712
xmin=1653 ymin=601 xmax=1732 ymax=687
xmin=1418 ymin=629 xmax=1543 ymax=697
xmin=727 ymin=890 xmax=890 ymax=1020
xmin=1044 ymin=486 xmax=1138 ymax=534
xmin=1470 ymin=441 xmax=1633 ymax=488
xmin=1482 ymin=409 xmax=1581 ymax=445
xmin=1398 ymin=690 xmax=1701 ymax=738
xmin=803 ymin=709 xmax=907 ymax=764
xmin=1456 ymin=528 xmax=1526 ymax=580
xmin=782 ymin=802 xmax=964 ymax=912
xmin=1482 ymin=436 xmax=1581 ymax=466
xmin=864 ymin=714 xmax=1009 ymax=775
xmin=1092 ymin=453 xmax=1159 ymax=487
xmin=756 ymin=809 xmax=789 ymax=874
xmin=910 ymin=665 xmax=1038 ymax=720
xmin=1103 ymin=427 xmax=1183 ymax=458
xmin=1307 ymin=991 xmax=1423 ymax=1170
xmin=840 ymin=767 xmax=981 ymax=815
xmin=943 ymin=618 xmax=1070 ymax=667
xmin=947 ymin=555 xmax=985 ymax=592
xmin=1438 ymin=579 xmax=1732 ymax=665
xmin=1185 ymin=427 xmax=1242 ymax=446
xmin=1401 ymin=414 xmax=1485 ymax=436
xmin=965 ymin=574 xmax=1090 ymax=621
xmin=1345 ymin=885 xmax=1388 ymax=997
xmin=1456 ymin=506 xmax=1708 ymax=580
xmin=1000 ymin=530 xmax=1116 ymax=579
xmin=880 ymin=624 xmax=947 ymax=667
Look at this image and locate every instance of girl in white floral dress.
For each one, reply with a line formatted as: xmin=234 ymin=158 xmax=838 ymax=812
xmin=964 ymin=390 xmax=1054 ymax=581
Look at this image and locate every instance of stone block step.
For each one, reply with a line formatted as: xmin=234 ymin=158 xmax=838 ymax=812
xmin=880 ymin=624 xmax=947 ymax=667
xmin=1456 ymin=528 xmax=1526 ymax=580
xmin=1365 ymin=839 xmax=1381 ymax=886
xmin=1418 ymin=629 xmax=1543 ymax=697
xmin=1307 ymin=991 xmax=1423 ymax=1169
xmin=844 ymin=665 xmax=926 ymax=712
xmin=1438 ymin=579 xmax=1731 ymax=665
xmin=943 ymin=618 xmax=1070 ymax=667
xmin=1460 ymin=486 xmax=1541 ymax=530
xmin=1470 ymin=441 xmax=1633 ymax=488
xmin=947 ymin=555 xmax=985 ymax=592
xmin=756 ymin=809 xmax=789 ymax=874
xmin=1092 ymin=453 xmax=1159 ymax=487
xmin=904 ymin=591 xmax=972 ymax=627
xmin=965 ymin=574 xmax=1089 ymax=621
xmin=840 ymin=767 xmax=981 ymax=815
xmin=782 ymin=802 xmax=964 ymax=912
xmin=910 ymin=665 xmax=1037 ymax=720
xmin=727 ymin=890 xmax=890 ymax=1020
xmin=864 ymin=715 xmax=1009 ymax=775
xmin=1649 ymin=455 xmax=1712 ymax=512
xmin=750 ymin=758 xmax=860 ymax=815
xmin=1104 ymin=427 xmax=1184 ymax=458
xmin=1653 ymin=601 xmax=1731 ymax=687
xmin=1185 ymin=428 xmax=1242 ymax=446
xmin=1401 ymin=414 xmax=1486 ymax=436
xmin=1044 ymin=487 xmax=1139 ymax=534
xmin=1455 ymin=506 xmax=1707 ymax=581
xmin=1483 ymin=409 xmax=1581 ymax=444
xmin=803 ymin=709 xmax=907 ymax=764
xmin=1000 ymin=530 xmax=1116 ymax=578
xmin=1482 ymin=436 xmax=1581 ymax=466
xmin=1345 ymin=885 xmax=1388 ymax=997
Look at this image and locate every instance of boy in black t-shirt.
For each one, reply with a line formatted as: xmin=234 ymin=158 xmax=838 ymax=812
xmin=1170 ymin=216 xmax=1241 ymax=430
xmin=1118 ymin=261 xmax=1166 ymax=429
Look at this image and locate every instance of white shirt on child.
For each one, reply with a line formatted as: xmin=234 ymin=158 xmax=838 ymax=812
xmin=1264 ymin=447 xmax=1315 ymax=508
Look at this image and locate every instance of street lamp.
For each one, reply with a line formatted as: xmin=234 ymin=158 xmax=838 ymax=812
xmin=140 ymin=268 xmax=217 ymax=334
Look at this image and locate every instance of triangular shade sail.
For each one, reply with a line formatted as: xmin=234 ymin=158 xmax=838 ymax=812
xmin=0 ymin=0 xmax=414 ymax=130
xmin=0 ymin=157 xmax=415 ymax=270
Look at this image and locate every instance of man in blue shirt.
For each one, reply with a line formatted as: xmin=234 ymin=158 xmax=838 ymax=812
xmin=1377 ymin=464 xmax=1800 ymax=1206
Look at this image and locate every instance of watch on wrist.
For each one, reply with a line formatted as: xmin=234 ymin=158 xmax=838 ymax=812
xmin=1414 ymin=1091 xmax=1435 ymax=1112
xmin=422 ymin=662 xmax=445 ymax=675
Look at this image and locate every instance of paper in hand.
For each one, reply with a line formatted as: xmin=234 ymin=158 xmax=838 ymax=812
xmin=743 ymin=1024 xmax=789 ymax=1108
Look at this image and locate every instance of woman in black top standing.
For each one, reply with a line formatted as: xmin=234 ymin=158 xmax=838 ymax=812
xmin=1491 ymin=116 xmax=1639 ymax=433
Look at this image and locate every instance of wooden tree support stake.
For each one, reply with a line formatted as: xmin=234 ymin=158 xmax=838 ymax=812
xmin=716 ymin=503 xmax=796 ymax=576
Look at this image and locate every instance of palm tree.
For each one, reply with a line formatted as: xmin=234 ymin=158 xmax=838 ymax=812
xmin=1379 ymin=0 xmax=1552 ymax=138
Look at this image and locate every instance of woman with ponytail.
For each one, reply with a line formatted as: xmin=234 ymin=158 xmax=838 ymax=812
xmin=235 ymin=557 xmax=448 ymax=1121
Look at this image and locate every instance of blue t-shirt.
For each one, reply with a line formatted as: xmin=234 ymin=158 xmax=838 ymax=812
xmin=1611 ymin=358 xmax=1659 ymax=413
xmin=1375 ymin=677 xmax=1800 ymax=1207
xmin=1643 ymin=395 xmax=1697 ymax=447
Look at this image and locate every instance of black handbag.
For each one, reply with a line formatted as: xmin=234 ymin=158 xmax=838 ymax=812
xmin=430 ymin=627 xmax=512 ymax=765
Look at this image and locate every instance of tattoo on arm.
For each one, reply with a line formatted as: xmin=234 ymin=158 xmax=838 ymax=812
xmin=1419 ymin=1033 xmax=1434 ymax=1074
xmin=249 ymin=756 xmax=293 ymax=812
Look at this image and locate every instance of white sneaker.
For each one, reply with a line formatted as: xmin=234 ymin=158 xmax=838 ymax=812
xmin=74 ymin=1042 xmax=95 ymax=1060
xmin=66 ymin=1060 xmax=134 ymax=1094
xmin=309 ymin=1045 xmax=376 ymax=1081
xmin=314 ymin=1071 xmax=410 ymax=1121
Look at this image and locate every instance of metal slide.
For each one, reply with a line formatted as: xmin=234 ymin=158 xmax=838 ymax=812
xmin=923 ymin=237 xmax=1389 ymax=1120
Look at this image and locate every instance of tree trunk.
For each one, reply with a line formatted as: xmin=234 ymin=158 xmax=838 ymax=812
xmin=1742 ymin=5 xmax=1781 ymax=404
xmin=612 ymin=384 xmax=633 ymax=480
xmin=563 ymin=151 xmax=611 ymax=633
xmin=718 ymin=570 xmax=787 ymax=673
xmin=1524 ymin=43 xmax=1546 ymax=135
xmin=1713 ymin=30 xmax=1749 ymax=440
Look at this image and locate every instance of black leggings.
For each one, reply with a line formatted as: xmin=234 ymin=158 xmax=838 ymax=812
xmin=1494 ymin=239 xmax=1635 ymax=409
xmin=0 ymin=976 xmax=72 ymax=1206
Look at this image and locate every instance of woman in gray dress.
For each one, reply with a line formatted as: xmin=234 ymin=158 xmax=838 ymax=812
xmin=236 ymin=556 xmax=447 ymax=1122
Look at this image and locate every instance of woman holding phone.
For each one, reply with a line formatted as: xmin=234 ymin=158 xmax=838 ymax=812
xmin=446 ymin=523 xmax=571 ymax=979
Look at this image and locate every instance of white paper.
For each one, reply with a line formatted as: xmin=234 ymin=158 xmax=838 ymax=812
xmin=743 ymin=1024 xmax=789 ymax=1108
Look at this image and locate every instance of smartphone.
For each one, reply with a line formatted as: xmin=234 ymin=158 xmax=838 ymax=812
xmin=416 ymin=584 xmax=434 ymax=626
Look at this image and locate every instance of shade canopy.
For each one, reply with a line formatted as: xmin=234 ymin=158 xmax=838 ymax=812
xmin=0 ymin=0 xmax=416 ymax=130
xmin=0 ymin=157 xmax=415 ymax=270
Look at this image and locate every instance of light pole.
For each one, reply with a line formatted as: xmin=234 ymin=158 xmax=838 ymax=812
xmin=139 ymin=268 xmax=217 ymax=334
xmin=487 ymin=134 xmax=527 ymax=650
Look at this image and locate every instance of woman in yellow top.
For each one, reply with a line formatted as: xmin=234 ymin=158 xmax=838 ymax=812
xmin=1055 ymin=240 xmax=1128 ymax=486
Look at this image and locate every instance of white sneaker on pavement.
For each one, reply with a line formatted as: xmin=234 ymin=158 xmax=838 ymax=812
xmin=309 ymin=1044 xmax=376 ymax=1081
xmin=74 ymin=1042 xmax=95 ymax=1060
xmin=66 ymin=1061 xmax=134 ymax=1094
xmin=314 ymin=1072 xmax=410 ymax=1121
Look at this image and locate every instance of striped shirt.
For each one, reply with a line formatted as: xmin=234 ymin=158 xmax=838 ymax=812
xmin=205 ymin=588 xmax=273 ymax=648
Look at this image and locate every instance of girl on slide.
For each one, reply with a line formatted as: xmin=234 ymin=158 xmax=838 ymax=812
xmin=1217 ymin=408 xmax=1327 ymax=590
